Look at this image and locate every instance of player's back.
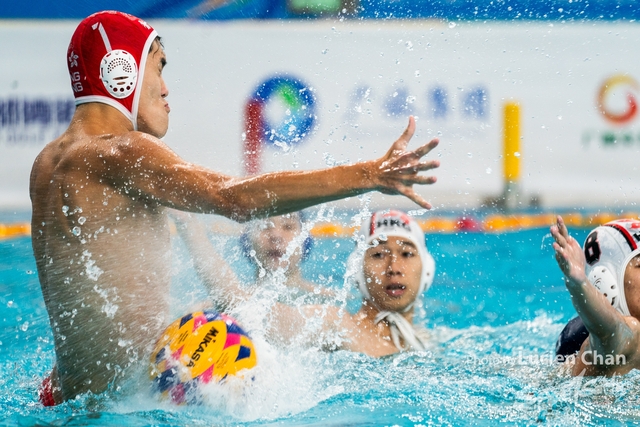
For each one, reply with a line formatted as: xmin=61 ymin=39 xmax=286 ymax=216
xmin=29 ymin=124 xmax=172 ymax=399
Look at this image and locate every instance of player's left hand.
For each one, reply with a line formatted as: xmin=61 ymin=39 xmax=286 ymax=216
xmin=551 ymin=215 xmax=587 ymax=287
xmin=373 ymin=116 xmax=440 ymax=209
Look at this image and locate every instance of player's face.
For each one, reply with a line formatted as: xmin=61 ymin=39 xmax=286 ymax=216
xmin=363 ymin=237 xmax=423 ymax=312
xmin=250 ymin=214 xmax=304 ymax=271
xmin=137 ymin=41 xmax=169 ymax=138
xmin=624 ymin=254 xmax=640 ymax=318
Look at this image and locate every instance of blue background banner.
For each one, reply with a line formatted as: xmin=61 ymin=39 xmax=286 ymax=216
xmin=3 ymin=0 xmax=639 ymax=20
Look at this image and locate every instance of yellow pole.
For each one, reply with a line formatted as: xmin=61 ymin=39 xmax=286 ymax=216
xmin=503 ymin=102 xmax=521 ymax=183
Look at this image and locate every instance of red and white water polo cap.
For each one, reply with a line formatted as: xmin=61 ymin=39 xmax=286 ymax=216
xmin=67 ymin=11 xmax=158 ymax=130
xmin=583 ymin=218 xmax=640 ymax=317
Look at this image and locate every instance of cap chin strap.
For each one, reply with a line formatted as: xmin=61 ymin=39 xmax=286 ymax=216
xmin=373 ymin=310 xmax=425 ymax=352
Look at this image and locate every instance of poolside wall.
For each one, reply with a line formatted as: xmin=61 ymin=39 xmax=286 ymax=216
xmin=1 ymin=20 xmax=639 ymax=210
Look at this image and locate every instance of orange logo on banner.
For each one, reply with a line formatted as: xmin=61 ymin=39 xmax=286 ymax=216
xmin=597 ymin=74 xmax=639 ymax=125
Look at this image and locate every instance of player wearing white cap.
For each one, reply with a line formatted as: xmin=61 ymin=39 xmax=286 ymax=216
xmin=551 ymin=216 xmax=640 ymax=376
xmin=179 ymin=209 xmax=436 ymax=357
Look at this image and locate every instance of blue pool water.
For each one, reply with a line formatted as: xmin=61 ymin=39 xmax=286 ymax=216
xmin=2 ymin=212 xmax=640 ymax=426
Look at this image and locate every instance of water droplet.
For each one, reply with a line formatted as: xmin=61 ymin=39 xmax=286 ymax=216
xmin=78 ymin=216 xmax=86 ymax=225
xmin=486 ymin=168 xmax=492 ymax=174
xmin=62 ymin=205 xmax=69 ymax=215
xmin=414 ymin=70 xmax=420 ymax=77
xmin=557 ymin=115 xmax=563 ymax=120
xmin=467 ymin=152 xmax=473 ymax=158
xmin=448 ymin=22 xmax=457 ymax=28
xmin=7 ymin=301 xmax=14 ymax=308
xmin=514 ymin=152 xmax=521 ymax=157
xmin=21 ymin=321 xmax=29 ymax=332
xmin=72 ymin=226 xmax=81 ymax=236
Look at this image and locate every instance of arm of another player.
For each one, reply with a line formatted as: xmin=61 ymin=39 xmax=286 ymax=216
xmin=266 ymin=303 xmax=346 ymax=347
xmin=551 ymin=215 xmax=640 ymax=362
xmin=171 ymin=210 xmax=251 ymax=312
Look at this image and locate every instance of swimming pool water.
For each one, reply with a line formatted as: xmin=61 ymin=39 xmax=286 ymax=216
xmin=2 ymin=215 xmax=640 ymax=426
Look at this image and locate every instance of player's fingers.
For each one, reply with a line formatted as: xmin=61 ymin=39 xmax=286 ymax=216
xmin=391 ymin=116 xmax=416 ymax=152
xmin=417 ymin=159 xmax=440 ymax=172
xmin=397 ymin=159 xmax=440 ymax=174
xmin=398 ymin=187 xmax=432 ymax=210
xmin=405 ymin=175 xmax=438 ymax=185
xmin=556 ymin=215 xmax=570 ymax=238
xmin=550 ymin=225 xmax=567 ymax=247
xmin=553 ymin=243 xmax=569 ymax=266
xmin=410 ymin=138 xmax=439 ymax=159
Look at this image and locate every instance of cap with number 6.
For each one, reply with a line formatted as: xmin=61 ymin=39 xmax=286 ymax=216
xmin=583 ymin=219 xmax=640 ymax=316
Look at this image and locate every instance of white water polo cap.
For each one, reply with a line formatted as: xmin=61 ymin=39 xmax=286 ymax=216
xmin=351 ymin=210 xmax=435 ymax=305
xmin=583 ymin=218 xmax=640 ymax=317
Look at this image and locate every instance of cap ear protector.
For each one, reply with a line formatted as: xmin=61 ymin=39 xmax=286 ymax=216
xmin=588 ymin=265 xmax=620 ymax=309
xmin=583 ymin=219 xmax=640 ymax=317
xmin=240 ymin=232 xmax=313 ymax=262
xmin=100 ymin=49 xmax=138 ymax=99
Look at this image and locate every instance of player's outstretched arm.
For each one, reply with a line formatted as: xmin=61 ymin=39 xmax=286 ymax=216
xmin=105 ymin=116 xmax=438 ymax=221
xmin=217 ymin=116 xmax=439 ymax=219
xmin=551 ymin=215 xmax=638 ymax=358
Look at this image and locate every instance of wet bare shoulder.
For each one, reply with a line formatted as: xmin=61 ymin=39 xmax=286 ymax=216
xmin=44 ymin=131 xmax=174 ymax=183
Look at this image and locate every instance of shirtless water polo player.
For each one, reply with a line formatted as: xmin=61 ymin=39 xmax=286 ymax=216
xmin=31 ymin=11 xmax=440 ymax=403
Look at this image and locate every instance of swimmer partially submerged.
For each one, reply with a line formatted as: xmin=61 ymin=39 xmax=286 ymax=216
xmin=551 ymin=216 xmax=640 ymax=376
xmin=175 ymin=211 xmax=333 ymax=304
xmin=180 ymin=209 xmax=435 ymax=357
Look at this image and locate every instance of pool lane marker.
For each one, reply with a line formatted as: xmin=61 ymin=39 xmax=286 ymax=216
xmin=0 ymin=213 xmax=635 ymax=240
xmin=0 ymin=223 xmax=31 ymax=240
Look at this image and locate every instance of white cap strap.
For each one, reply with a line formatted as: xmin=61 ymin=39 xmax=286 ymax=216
xmin=374 ymin=311 xmax=426 ymax=352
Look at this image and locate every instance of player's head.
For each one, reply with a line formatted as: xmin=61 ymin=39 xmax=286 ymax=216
xmin=67 ymin=11 xmax=168 ymax=136
xmin=584 ymin=219 xmax=640 ymax=317
xmin=241 ymin=212 xmax=313 ymax=272
xmin=348 ymin=210 xmax=435 ymax=313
